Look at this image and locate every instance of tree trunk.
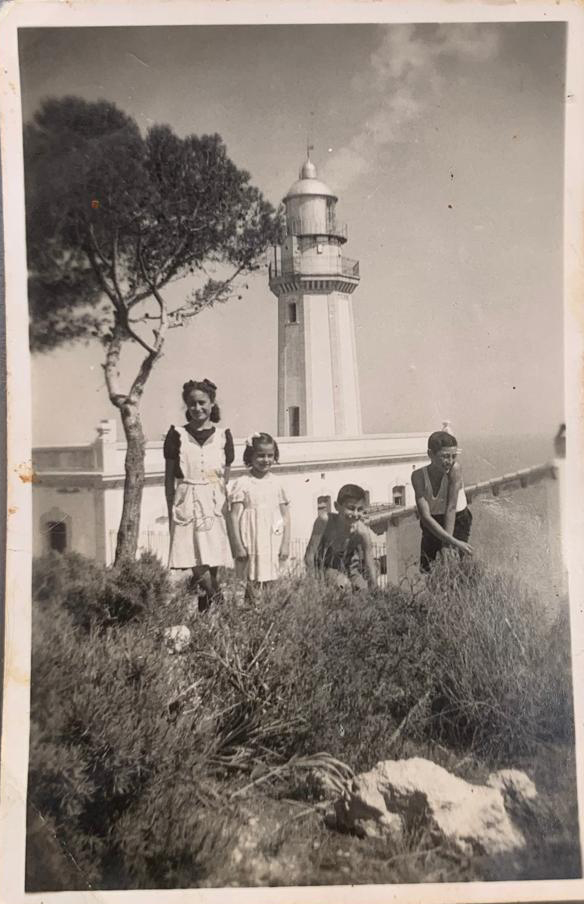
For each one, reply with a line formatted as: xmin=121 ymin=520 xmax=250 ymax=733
xmin=115 ymin=401 xmax=146 ymax=564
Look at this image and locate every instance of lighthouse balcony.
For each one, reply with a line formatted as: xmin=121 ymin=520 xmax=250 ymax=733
xmin=269 ymin=256 xmax=359 ymax=280
xmin=268 ymin=256 xmax=360 ymax=296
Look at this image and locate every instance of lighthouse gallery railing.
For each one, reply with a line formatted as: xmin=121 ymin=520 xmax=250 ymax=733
xmin=269 ymin=257 xmax=360 ymax=280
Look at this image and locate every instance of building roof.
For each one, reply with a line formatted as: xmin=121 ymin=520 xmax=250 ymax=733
xmin=285 ymin=157 xmax=337 ymax=201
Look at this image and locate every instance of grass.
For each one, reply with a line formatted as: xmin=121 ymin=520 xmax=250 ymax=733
xmin=26 ymin=551 xmax=580 ymax=889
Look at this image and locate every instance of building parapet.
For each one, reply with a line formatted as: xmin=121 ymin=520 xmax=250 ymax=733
xmin=269 ymin=257 xmax=359 ymax=280
xmin=33 ymin=431 xmax=429 ymax=483
xmin=366 ymin=462 xmax=558 ymax=532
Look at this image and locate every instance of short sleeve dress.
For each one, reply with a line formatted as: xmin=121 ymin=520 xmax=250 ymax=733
xmin=164 ymin=424 xmax=234 ymax=569
xmin=229 ymin=472 xmax=289 ymax=582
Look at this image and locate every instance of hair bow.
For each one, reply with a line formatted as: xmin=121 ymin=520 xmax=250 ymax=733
xmin=202 ymin=378 xmax=217 ymax=391
xmin=245 ymin=432 xmax=262 ymax=447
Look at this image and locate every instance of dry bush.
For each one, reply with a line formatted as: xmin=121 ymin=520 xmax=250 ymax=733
xmin=27 ymin=552 xmax=577 ymax=889
xmin=420 ymin=557 xmax=574 ymax=760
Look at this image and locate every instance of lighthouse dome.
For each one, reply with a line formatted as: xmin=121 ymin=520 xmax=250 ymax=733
xmin=285 ymin=158 xmax=337 ymax=201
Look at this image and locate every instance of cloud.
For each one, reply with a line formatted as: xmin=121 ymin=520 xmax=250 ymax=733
xmin=322 ymin=24 xmax=501 ymax=192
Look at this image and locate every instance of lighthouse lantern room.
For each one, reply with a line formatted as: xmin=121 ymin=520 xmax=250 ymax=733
xmin=269 ymin=156 xmax=362 ymax=437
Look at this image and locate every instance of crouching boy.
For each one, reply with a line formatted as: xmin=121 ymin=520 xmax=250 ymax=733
xmin=304 ymin=484 xmax=378 ymax=591
xmin=411 ymin=430 xmax=473 ymax=573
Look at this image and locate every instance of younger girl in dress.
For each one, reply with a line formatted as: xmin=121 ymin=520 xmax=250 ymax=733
xmin=164 ymin=378 xmax=234 ymax=610
xmin=229 ymin=432 xmax=290 ymax=599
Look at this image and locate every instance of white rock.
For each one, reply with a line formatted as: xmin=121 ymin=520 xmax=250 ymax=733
xmin=163 ymin=625 xmax=191 ymax=654
xmin=487 ymin=768 xmax=537 ymax=802
xmin=336 ymin=757 xmax=531 ymax=855
xmin=333 ymin=779 xmax=404 ymax=841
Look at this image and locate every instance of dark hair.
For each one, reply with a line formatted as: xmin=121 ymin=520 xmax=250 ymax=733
xmin=336 ymin=483 xmax=366 ymax=506
xmin=243 ymin=432 xmax=280 ymax=467
xmin=182 ymin=378 xmax=220 ymax=423
xmin=428 ymin=430 xmax=458 ymax=454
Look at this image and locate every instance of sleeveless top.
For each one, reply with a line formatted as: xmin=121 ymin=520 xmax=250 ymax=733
xmin=422 ymin=467 xmax=467 ymax=516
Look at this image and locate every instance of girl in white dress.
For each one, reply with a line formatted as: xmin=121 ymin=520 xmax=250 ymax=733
xmin=229 ymin=432 xmax=290 ymax=598
xmin=164 ymin=379 xmax=234 ymax=610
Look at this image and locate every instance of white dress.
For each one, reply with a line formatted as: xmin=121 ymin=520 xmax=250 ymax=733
xmin=229 ymin=473 xmax=289 ymax=582
xmin=168 ymin=425 xmax=233 ymax=569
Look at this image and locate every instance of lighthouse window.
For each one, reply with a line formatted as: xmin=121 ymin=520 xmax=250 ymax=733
xmin=288 ymin=302 xmax=298 ymax=323
xmin=47 ymin=520 xmax=67 ymax=553
xmin=326 ymin=198 xmax=335 ymax=230
xmin=288 ymin=406 xmax=300 ymax=436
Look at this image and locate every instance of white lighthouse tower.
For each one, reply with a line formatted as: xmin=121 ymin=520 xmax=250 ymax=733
xmin=269 ymin=155 xmax=362 ymax=437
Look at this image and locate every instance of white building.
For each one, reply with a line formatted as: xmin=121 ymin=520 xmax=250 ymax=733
xmin=32 ymin=156 xmax=428 ymax=565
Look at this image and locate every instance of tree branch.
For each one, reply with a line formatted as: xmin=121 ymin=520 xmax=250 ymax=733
xmin=126 ymin=242 xmax=170 ymax=405
xmin=137 ymin=241 xmax=168 ymax=341
xmin=128 ymin=348 xmax=161 ymax=406
xmin=129 ymin=312 xmax=162 ymax=324
xmin=156 ymin=234 xmax=189 ymax=284
xmin=103 ymin=325 xmax=127 ymax=409
xmin=128 ymin=233 xmax=190 ymax=308
xmin=123 ymin=321 xmax=158 ymax=357
xmin=110 ymin=230 xmax=125 ymax=307
xmin=88 ymin=226 xmax=158 ymax=356
xmin=87 ymin=224 xmax=112 ymax=271
xmin=86 ymin=227 xmax=118 ymax=307
xmin=170 ymin=264 xmax=246 ymax=321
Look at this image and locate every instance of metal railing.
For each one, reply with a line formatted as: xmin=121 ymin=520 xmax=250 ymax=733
xmin=286 ymin=219 xmax=348 ymax=239
xmin=366 ymin=462 xmax=557 ymax=531
xmin=269 ymin=256 xmax=359 ymax=280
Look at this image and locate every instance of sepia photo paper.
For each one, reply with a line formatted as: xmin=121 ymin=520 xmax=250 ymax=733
xmin=1 ymin=1 xmax=584 ymax=902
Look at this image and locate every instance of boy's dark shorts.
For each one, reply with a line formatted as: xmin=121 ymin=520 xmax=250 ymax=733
xmin=420 ymin=507 xmax=472 ymax=573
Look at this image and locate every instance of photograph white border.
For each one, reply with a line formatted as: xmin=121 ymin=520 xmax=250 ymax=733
xmin=1 ymin=1 xmax=583 ymax=902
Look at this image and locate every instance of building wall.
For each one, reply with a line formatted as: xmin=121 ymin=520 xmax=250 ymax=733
xmin=99 ymin=457 xmax=419 ymax=565
xmin=33 ymin=431 xmax=428 ymax=565
xmin=327 ymin=293 xmax=362 ymax=435
xmin=303 ymin=294 xmax=335 ymax=435
xmin=277 ymin=292 xmax=306 ymax=435
xmin=103 ymin=482 xmax=170 ymax=565
xmin=295 ymin=237 xmax=342 ymax=274
xmin=277 ymin=292 xmax=362 ymax=438
xmin=33 ymin=484 xmax=98 ymax=560
xmin=33 ymin=451 xmax=567 ymax=611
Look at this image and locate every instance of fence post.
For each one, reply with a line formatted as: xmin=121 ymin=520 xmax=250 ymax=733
xmin=385 ymin=520 xmax=401 ymax=585
xmin=545 ymin=458 xmax=568 ymax=597
xmin=547 ymin=456 xmax=568 ymax=599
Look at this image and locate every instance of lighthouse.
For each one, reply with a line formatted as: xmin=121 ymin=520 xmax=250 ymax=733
xmin=269 ymin=155 xmax=362 ymax=437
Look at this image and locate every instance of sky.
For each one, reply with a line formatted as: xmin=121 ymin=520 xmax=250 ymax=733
xmin=19 ymin=22 xmax=566 ymax=445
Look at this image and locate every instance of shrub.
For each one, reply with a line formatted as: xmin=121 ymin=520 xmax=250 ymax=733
xmin=32 ymin=551 xmax=171 ymax=630
xmin=420 ymin=557 xmax=574 ymax=759
xmin=27 ymin=552 xmax=577 ymax=889
xmin=32 ymin=551 xmax=105 ymax=606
